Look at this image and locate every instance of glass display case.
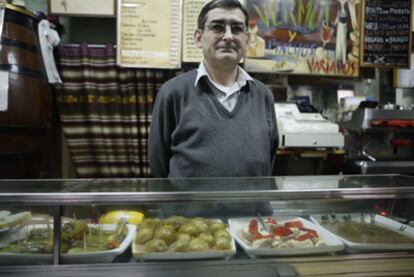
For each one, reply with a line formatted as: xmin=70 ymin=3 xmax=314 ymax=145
xmin=1 ymin=174 xmax=414 ymax=276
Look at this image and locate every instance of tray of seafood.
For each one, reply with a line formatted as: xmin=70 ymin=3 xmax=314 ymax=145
xmin=0 ymin=219 xmax=136 ymax=264
xmin=310 ymin=213 xmax=414 ymax=253
xmin=228 ymin=216 xmax=344 ymax=257
xmin=132 ymin=216 xmax=236 ymax=261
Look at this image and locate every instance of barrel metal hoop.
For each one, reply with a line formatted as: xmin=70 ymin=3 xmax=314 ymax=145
xmin=5 ymin=3 xmax=36 ymax=19
xmin=1 ymin=37 xmax=39 ymax=53
xmin=4 ymin=7 xmax=36 ymax=31
xmin=0 ymin=64 xmax=47 ymax=81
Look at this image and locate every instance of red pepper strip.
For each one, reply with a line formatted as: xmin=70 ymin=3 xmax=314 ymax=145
xmin=284 ymin=220 xmax=304 ymax=229
xmin=266 ymin=218 xmax=277 ymax=224
xmin=295 ymin=231 xmax=318 ymax=241
xmin=248 ymin=219 xmax=259 ymax=234
xmin=271 ymin=226 xmax=292 ymax=237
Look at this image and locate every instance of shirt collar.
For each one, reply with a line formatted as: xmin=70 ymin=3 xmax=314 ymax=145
xmin=194 ymin=61 xmax=253 ymax=88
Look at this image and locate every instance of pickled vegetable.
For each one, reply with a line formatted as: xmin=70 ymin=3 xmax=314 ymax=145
xmin=145 ymin=238 xmax=168 ymax=252
xmin=189 ymin=238 xmax=209 ymax=251
xmin=179 ymin=223 xmax=198 ymax=236
xmin=322 ymin=221 xmax=414 ymax=244
xmin=198 ymin=233 xmax=214 ymax=247
xmin=168 ymin=240 xmax=189 ymax=252
xmin=134 ymin=216 xmax=233 ymax=254
xmin=135 ymin=227 xmax=154 ymax=244
xmin=215 ymin=236 xmax=231 ymax=250
xmin=154 ymin=224 xmax=176 ymax=244
xmin=209 ymin=221 xmax=226 ymax=233
xmin=175 ymin=232 xmax=192 ymax=242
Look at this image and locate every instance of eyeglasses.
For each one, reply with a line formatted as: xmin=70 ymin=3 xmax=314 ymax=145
xmin=203 ymin=22 xmax=248 ymax=36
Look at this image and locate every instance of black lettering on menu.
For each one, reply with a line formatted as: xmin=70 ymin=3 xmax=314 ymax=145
xmin=361 ymin=0 xmax=411 ymax=67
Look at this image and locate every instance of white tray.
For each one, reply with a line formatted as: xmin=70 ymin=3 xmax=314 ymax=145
xmin=310 ymin=214 xmax=414 ymax=253
xmin=0 ymin=223 xmax=136 ymax=264
xmin=0 ymin=211 xmax=31 ymax=234
xmin=132 ymin=229 xmax=236 ymax=261
xmin=228 ymin=216 xmax=344 ymax=257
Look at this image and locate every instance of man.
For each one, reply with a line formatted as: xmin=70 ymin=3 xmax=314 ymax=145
xmin=149 ymin=0 xmax=278 ymax=178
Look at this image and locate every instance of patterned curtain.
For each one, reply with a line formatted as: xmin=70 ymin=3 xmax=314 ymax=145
xmin=53 ymin=44 xmax=175 ymax=178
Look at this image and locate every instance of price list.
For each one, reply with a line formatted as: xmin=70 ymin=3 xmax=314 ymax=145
xmin=361 ymin=0 xmax=412 ymax=68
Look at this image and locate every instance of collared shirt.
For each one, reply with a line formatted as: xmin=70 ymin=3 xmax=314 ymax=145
xmin=195 ymin=61 xmax=253 ymax=112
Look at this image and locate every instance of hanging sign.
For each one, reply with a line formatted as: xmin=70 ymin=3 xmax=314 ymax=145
xmin=243 ymin=0 xmax=361 ymax=77
xmin=360 ymin=0 xmax=412 ymax=68
xmin=117 ymin=0 xmax=182 ymax=69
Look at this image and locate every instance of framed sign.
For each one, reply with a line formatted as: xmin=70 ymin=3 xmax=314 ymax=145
xmin=243 ymin=0 xmax=361 ymax=77
xmin=182 ymin=0 xmax=210 ymax=63
xmin=48 ymin=0 xmax=116 ymax=17
xmin=117 ymin=0 xmax=182 ymax=68
xmin=360 ymin=0 xmax=412 ymax=68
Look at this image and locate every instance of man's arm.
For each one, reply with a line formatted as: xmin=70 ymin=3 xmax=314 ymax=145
xmin=148 ymin=86 xmax=176 ymax=178
xmin=267 ymin=90 xmax=279 ymax=163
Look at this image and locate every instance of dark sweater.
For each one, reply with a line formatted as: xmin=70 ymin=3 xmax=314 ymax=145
xmin=148 ymin=69 xmax=278 ymax=178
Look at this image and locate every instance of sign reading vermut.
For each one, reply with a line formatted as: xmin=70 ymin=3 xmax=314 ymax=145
xmin=360 ymin=0 xmax=412 ymax=68
xmin=243 ymin=0 xmax=361 ymax=77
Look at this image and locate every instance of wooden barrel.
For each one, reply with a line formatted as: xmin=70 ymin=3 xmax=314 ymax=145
xmin=0 ymin=4 xmax=51 ymax=178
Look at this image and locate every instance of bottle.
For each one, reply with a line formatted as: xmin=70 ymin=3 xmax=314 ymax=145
xmin=335 ymin=11 xmax=347 ymax=64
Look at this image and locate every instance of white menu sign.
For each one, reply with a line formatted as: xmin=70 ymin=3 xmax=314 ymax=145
xmin=117 ymin=0 xmax=182 ymax=68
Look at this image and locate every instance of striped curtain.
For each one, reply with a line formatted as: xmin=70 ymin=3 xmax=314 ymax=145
xmin=53 ymin=43 xmax=175 ymax=178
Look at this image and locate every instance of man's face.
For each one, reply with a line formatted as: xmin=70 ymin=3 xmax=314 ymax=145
xmin=194 ymin=8 xmax=249 ymax=68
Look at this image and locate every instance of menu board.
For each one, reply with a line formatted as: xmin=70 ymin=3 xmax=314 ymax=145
xmin=360 ymin=0 xmax=412 ymax=68
xmin=182 ymin=0 xmax=210 ymax=63
xmin=117 ymin=0 xmax=182 ymax=68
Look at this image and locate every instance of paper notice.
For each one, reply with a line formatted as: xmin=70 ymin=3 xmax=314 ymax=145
xmin=182 ymin=0 xmax=209 ymax=63
xmin=117 ymin=0 xmax=182 ymax=68
xmin=0 ymin=71 xmax=9 ymax=111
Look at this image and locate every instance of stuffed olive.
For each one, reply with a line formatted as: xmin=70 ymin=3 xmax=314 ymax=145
xmin=154 ymin=224 xmax=175 ymax=244
xmin=168 ymin=239 xmax=189 ymax=252
xmin=135 ymin=227 xmax=154 ymax=244
xmin=179 ymin=223 xmax=199 ymax=236
xmin=145 ymin=238 xmax=167 ymax=252
xmin=188 ymin=238 xmax=209 ymax=251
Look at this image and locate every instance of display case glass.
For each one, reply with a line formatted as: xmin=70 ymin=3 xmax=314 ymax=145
xmin=1 ymin=174 xmax=414 ymax=276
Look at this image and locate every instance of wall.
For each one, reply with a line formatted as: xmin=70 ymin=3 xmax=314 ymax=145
xmin=26 ymin=0 xmax=116 ymax=44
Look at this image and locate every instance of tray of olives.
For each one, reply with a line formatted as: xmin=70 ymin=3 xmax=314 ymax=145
xmin=132 ymin=216 xmax=236 ymax=261
xmin=310 ymin=213 xmax=414 ymax=253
